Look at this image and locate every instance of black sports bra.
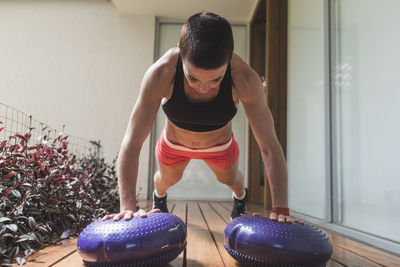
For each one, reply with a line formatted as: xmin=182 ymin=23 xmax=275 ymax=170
xmin=162 ymin=55 xmax=237 ymax=132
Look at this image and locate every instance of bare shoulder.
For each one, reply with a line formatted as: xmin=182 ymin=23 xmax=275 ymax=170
xmin=230 ymin=53 xmax=262 ymax=102
xmin=152 ymin=47 xmax=179 ymax=77
xmin=143 ymin=47 xmax=179 ymax=98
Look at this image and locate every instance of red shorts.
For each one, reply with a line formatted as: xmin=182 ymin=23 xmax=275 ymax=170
xmin=155 ymin=130 xmax=239 ymax=169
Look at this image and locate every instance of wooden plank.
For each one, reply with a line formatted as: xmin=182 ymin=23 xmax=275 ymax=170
xmin=331 ymin=244 xmax=382 ymax=267
xmin=326 ymin=259 xmax=346 ymax=267
xmin=213 ymin=202 xmax=231 ymax=223
xmin=51 ymin=250 xmax=84 ymax=267
xmin=219 ymin=201 xmax=233 ymax=213
xmin=220 ymin=200 xmax=260 ymax=219
xmin=24 ymin=238 xmax=78 ymax=267
xmin=199 ymin=202 xmax=240 ymax=267
xmin=247 ymin=203 xmax=265 ymax=216
xmin=219 ymin=200 xmax=266 ymax=218
xmin=326 ymin=233 xmax=400 ymax=267
xmin=137 ymin=199 xmax=152 ymax=211
xmin=168 ymin=200 xmax=186 ymax=267
xmin=186 ymin=201 xmax=224 ymax=266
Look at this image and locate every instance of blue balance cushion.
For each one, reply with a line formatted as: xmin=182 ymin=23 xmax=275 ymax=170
xmin=224 ymin=216 xmax=332 ymax=267
xmin=77 ymin=213 xmax=186 ymax=266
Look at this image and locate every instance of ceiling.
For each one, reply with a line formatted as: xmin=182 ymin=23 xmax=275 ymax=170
xmin=111 ymin=0 xmax=258 ymax=23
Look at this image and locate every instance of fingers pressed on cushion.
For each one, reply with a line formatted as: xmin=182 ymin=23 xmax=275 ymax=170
xmin=269 ymin=212 xmax=278 ymax=221
xmin=101 ymin=214 xmax=114 ymax=221
xmin=124 ymin=211 xmax=133 ymax=220
xmin=149 ymin=209 xmax=161 ymax=214
xmin=113 ymin=213 xmax=124 ymax=221
xmin=136 ymin=209 xmax=147 ymax=218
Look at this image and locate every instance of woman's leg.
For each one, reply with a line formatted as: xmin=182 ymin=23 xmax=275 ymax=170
xmin=204 ymin=160 xmax=245 ymax=199
xmin=154 ymin=159 xmax=190 ymax=196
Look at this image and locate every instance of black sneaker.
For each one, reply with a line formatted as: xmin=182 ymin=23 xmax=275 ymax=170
xmin=230 ymin=189 xmax=247 ymax=221
xmin=152 ymin=191 xmax=169 ymax=213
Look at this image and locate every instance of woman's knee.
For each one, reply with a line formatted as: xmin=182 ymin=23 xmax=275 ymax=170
xmin=154 ymin=165 xmax=186 ymax=187
xmin=216 ymin=169 xmax=243 ymax=186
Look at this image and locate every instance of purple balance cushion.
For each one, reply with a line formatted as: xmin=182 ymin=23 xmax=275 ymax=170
xmin=224 ymin=216 xmax=332 ymax=267
xmin=77 ymin=213 xmax=186 ymax=267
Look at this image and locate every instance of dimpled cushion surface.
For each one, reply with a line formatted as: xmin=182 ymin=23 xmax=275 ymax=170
xmin=224 ymin=216 xmax=332 ymax=267
xmin=77 ymin=213 xmax=186 ymax=267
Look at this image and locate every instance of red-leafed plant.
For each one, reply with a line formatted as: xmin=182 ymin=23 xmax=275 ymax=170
xmin=0 ymin=118 xmax=124 ymax=266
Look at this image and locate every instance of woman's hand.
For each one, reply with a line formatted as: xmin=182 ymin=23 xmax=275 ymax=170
xmin=101 ymin=208 xmax=161 ymax=221
xmin=252 ymin=210 xmax=304 ymax=224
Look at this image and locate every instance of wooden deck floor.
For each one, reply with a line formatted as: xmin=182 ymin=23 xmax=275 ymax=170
xmin=22 ymin=200 xmax=400 ymax=267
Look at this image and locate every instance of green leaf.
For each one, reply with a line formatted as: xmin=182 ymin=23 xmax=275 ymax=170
xmin=60 ymin=229 xmax=71 ymax=239
xmin=16 ymin=205 xmax=24 ymax=215
xmin=26 ymin=194 xmax=40 ymax=199
xmin=21 ymin=242 xmax=32 ymax=250
xmin=6 ymin=224 xmax=18 ymax=232
xmin=0 ymin=217 xmax=11 ymax=223
xmin=27 ymin=207 xmax=41 ymax=215
xmin=32 ymin=232 xmax=43 ymax=244
xmin=28 ymin=233 xmax=36 ymax=241
xmin=16 ymin=222 xmax=28 ymax=234
xmin=36 ymin=226 xmax=48 ymax=233
xmin=67 ymin=214 xmax=76 ymax=221
xmin=11 ymin=189 xmax=22 ymax=198
xmin=16 ymin=257 xmax=26 ymax=265
xmin=8 ymin=246 xmax=19 ymax=258
xmin=0 ymin=227 xmax=6 ymax=235
xmin=3 ymin=233 xmax=14 ymax=238
xmin=24 ymin=248 xmax=33 ymax=256
xmin=16 ymin=234 xmax=30 ymax=242
xmin=28 ymin=217 xmax=36 ymax=228
xmin=46 ymin=205 xmax=59 ymax=213
xmin=14 ymin=216 xmax=28 ymax=221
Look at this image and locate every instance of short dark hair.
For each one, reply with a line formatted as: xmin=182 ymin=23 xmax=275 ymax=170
xmin=179 ymin=12 xmax=234 ymax=69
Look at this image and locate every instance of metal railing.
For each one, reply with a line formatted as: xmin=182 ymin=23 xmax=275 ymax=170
xmin=0 ymin=102 xmax=95 ymax=159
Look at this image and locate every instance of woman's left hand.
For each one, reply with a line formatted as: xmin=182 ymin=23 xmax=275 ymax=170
xmin=252 ymin=211 xmax=304 ymax=224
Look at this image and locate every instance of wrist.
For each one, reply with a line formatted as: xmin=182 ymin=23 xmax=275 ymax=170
xmin=120 ymin=200 xmax=137 ymax=212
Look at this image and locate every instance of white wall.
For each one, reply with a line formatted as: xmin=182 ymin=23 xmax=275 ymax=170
xmin=0 ymin=0 xmax=155 ymax=197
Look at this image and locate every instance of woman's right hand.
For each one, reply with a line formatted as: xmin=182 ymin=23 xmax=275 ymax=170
xmin=101 ymin=208 xmax=161 ymax=221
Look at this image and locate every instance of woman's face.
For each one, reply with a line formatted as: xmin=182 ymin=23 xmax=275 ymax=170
xmin=182 ymin=58 xmax=228 ymax=94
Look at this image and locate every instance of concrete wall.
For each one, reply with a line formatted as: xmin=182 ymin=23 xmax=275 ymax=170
xmin=0 ymin=0 xmax=154 ymax=197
